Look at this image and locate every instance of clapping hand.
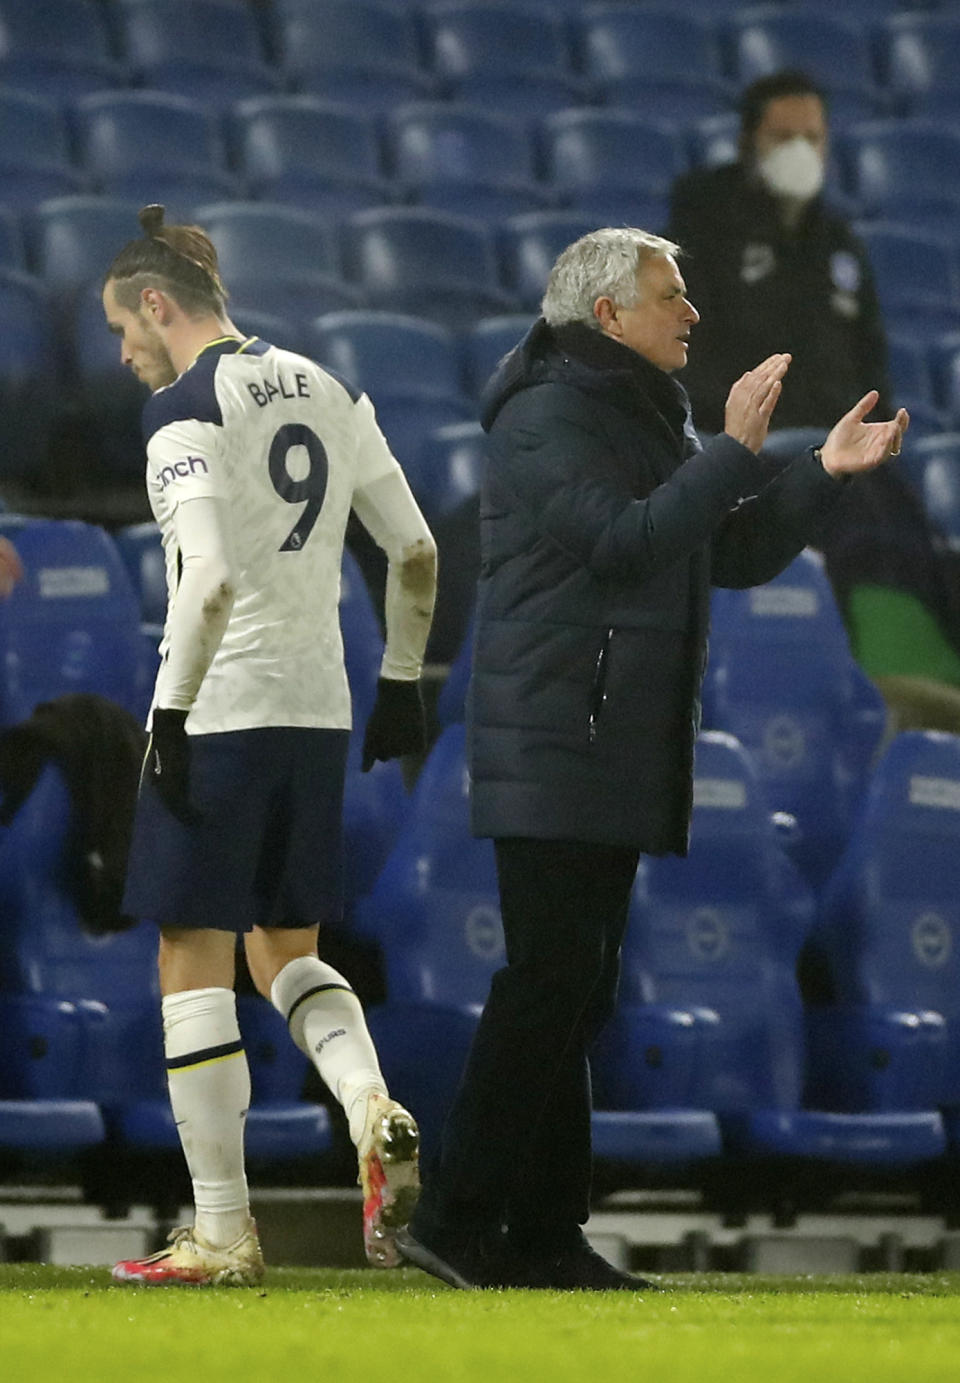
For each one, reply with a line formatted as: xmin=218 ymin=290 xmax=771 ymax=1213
xmin=819 ymin=391 xmax=910 ymax=477
xmin=723 ymin=353 xmax=792 ymax=454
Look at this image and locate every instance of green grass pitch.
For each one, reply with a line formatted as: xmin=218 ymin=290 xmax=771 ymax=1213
xmin=4 ymin=1267 xmax=960 ymax=1382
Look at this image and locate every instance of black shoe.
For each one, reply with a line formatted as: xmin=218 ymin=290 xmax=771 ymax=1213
xmin=396 ymin=1225 xmax=514 ymax=1290
xmin=511 ymin=1238 xmax=659 ymax=1292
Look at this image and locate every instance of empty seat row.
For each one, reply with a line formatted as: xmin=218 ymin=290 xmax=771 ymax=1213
xmin=1 ymin=1 xmax=958 ymax=115
xmin=4 ymin=88 xmax=960 ymax=227
xmin=9 ymin=195 xmax=960 ymax=322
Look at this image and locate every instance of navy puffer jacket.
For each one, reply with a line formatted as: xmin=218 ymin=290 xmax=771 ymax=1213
xmin=467 ymin=319 xmax=845 ymax=852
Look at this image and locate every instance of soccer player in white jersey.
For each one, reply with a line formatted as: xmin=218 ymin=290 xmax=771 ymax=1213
xmin=102 ymin=205 xmax=437 ymax=1286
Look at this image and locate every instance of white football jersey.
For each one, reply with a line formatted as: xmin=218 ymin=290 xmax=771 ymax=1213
xmin=144 ymin=336 xmax=406 ymax=734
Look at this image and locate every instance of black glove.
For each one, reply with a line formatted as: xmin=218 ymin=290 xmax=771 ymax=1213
xmin=149 ymin=707 xmax=195 ymax=822
xmin=362 ymin=678 xmax=425 ymax=772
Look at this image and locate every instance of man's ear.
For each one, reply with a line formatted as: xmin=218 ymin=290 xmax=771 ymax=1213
xmin=594 ymin=295 xmax=620 ymax=336
xmin=140 ymin=286 xmax=172 ymax=324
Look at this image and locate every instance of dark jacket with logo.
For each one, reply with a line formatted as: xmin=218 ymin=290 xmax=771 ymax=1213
xmin=468 ymin=320 xmax=845 ymax=852
xmin=667 ymin=161 xmax=890 ymax=435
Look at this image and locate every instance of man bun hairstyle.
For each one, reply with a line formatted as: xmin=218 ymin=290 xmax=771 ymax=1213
xmin=105 ymin=203 xmax=228 ymax=317
xmin=138 ymin=203 xmax=166 ymax=237
xmin=541 ymin=226 xmax=681 ymax=330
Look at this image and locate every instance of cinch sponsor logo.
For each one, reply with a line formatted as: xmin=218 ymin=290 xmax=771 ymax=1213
xmin=157 ymin=455 xmax=209 ymax=488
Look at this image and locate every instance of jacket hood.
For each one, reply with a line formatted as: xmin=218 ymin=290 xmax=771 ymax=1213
xmin=479 ymin=318 xmax=554 ymax=432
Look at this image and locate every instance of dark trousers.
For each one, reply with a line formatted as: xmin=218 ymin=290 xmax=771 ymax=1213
xmin=415 ymin=836 xmax=640 ymax=1248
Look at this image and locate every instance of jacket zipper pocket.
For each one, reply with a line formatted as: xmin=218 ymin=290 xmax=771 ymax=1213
xmin=588 ymin=627 xmax=613 ymax=744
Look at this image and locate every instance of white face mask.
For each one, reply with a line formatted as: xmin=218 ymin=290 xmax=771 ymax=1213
xmin=757 ymin=137 xmax=824 ymax=201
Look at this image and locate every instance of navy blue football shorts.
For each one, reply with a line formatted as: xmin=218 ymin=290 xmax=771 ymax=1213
xmin=123 ymin=726 xmax=349 ymax=933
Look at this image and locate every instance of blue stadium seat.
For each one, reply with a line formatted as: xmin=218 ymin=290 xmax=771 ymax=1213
xmin=340 ymin=207 xmax=517 ymax=329
xmin=0 ymin=1099 xmax=105 ymax=1155
xmin=141 ymin=62 xmax=283 ymax=113
xmin=71 ymin=91 xmax=230 ymax=193
xmin=702 ymin=548 xmax=888 ymax=890
xmin=190 ymin=200 xmax=361 ymax=323
xmin=386 ymin=102 xmax=551 ymax=218
xmin=577 ymin=5 xmax=721 ymax=87
xmin=339 ymin=547 xmax=384 ymax=731
xmin=610 ymin=730 xmax=945 ymax=1170
xmin=461 ymin=313 xmax=533 ymax=397
xmin=888 ymin=332 xmax=934 ymax=409
xmin=342 ymin=748 xmax=408 ymax=918
xmin=904 ymin=86 xmax=960 ymax=123
xmin=309 ymin=310 xmax=469 ymax=410
xmin=434 ymin=610 xmax=473 ymax=728
xmin=0 ymin=164 xmax=85 ymax=211
xmin=0 ymin=0 xmax=123 ymax=80
xmin=498 ymin=210 xmax=603 ymax=311
xmin=192 ymin=200 xmax=338 ymax=285
xmin=804 ymin=732 xmax=960 ymax=1130
xmin=929 ymin=335 xmax=960 ymax=425
xmin=854 ymin=221 xmax=960 ymax=327
xmin=340 ymin=546 xmax=409 ymax=912
xmin=113 ymin=522 xmax=166 ymax=627
xmin=0 ymin=53 xmax=124 ymax=103
xmin=447 ymin=71 xmax=590 ymax=121
xmin=598 ymin=77 xmax=735 ymax=125
xmin=231 ymin=95 xmax=394 ymax=215
xmin=0 ymin=206 xmax=25 ymax=270
xmin=424 ymin=2 xmax=570 ymax=81
xmin=115 ymin=0 xmax=275 ymax=89
xmin=27 ymin=195 xmax=168 ymax=296
xmin=727 ymin=7 xmax=878 ymax=100
xmin=67 ymin=279 xmax=151 ymax=479
xmin=0 ymin=268 xmax=57 ymax=482
xmin=906 ymin=435 xmax=960 ymax=550
xmin=368 ymin=395 xmax=476 ymax=475
xmin=273 ymin=0 xmax=424 ymax=89
xmin=881 ymin=14 xmax=960 ymax=116
xmin=228 ymin=272 xmax=366 ymax=325
xmin=844 ymin=120 xmax=960 ymax=225
xmin=0 ymin=89 xmax=72 ymax=175
xmin=541 ymin=110 xmax=687 ymax=216
xmin=687 ymin=112 xmax=740 ymax=170
xmin=412 ymin=420 xmax=485 ymax=525
xmin=0 ymin=516 xmax=148 ymax=723
xmin=293 ymin=67 xmax=438 ymax=115
xmin=886 ymin=401 xmax=952 ymax=444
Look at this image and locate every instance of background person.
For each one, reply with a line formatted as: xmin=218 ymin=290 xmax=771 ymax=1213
xmin=669 ymin=69 xmax=960 ymax=735
xmin=102 ymin=205 xmax=436 ymax=1286
xmin=398 ymin=227 xmax=907 ymax=1292
xmin=667 ymin=69 xmax=891 ymax=436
